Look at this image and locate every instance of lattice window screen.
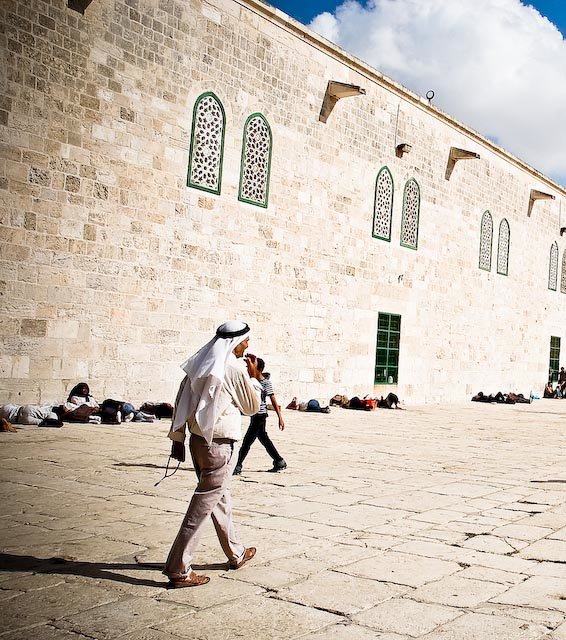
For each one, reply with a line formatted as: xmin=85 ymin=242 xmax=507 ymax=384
xmin=479 ymin=211 xmax=493 ymax=271
xmin=549 ymin=242 xmax=558 ymax=291
xmin=562 ymin=250 xmax=566 ymax=294
xmin=187 ymin=93 xmax=225 ymax=194
xmin=400 ymin=179 xmax=420 ymax=249
xmin=497 ymin=218 xmax=510 ymax=275
xmin=372 ymin=167 xmax=394 ymax=241
xmin=238 ymin=114 xmax=272 ymax=207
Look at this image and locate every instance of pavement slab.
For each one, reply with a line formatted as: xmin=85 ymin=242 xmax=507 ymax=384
xmin=156 ymin=594 xmax=343 ymax=638
xmin=0 ymin=581 xmax=120 ymax=633
xmin=337 ymin=550 xmax=461 ymax=587
xmin=300 ymin=622 xmax=406 ymax=639
xmin=352 ymin=597 xmax=463 ymax=636
xmin=519 ymin=539 xmax=566 ymax=562
xmin=409 ymin=574 xmax=510 ymax=608
xmin=55 ymin=595 xmax=192 ymax=640
xmin=490 ymin=575 xmax=566 ymax=613
xmin=4 ymin=625 xmax=96 ymax=640
xmin=275 ymin=569 xmax=407 ymax=615
xmin=420 ymin=611 xmax=549 ymax=639
xmin=2 ymin=402 xmax=566 ymax=637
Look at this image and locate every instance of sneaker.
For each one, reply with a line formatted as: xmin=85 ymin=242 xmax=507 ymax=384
xmin=233 ymin=465 xmax=242 ymax=475
xmin=269 ymin=459 xmax=287 ymax=472
xmin=124 ymin=412 xmax=134 ymax=422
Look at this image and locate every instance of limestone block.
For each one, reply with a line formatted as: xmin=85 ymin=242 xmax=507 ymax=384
xmin=518 ymin=539 xmax=566 ymax=562
xmin=159 ymin=595 xmax=342 ymax=639
xmin=490 ymin=575 xmax=566 ymax=612
xmin=0 ymin=355 xmax=12 ymax=377
xmin=10 ymin=354 xmax=30 ymax=377
xmin=420 ymin=612 xmax=547 ymax=640
xmin=20 ymin=318 xmax=47 ymax=337
xmin=491 ymin=523 xmax=554 ymax=541
xmin=352 ymin=597 xmax=462 ymax=636
xmin=338 ymin=551 xmax=461 ymax=587
xmin=160 ymin=575 xmax=262 ymax=609
xmin=276 ymin=570 xmax=407 ymax=615
xmin=460 ymin=535 xmax=519 ymax=554
xmin=410 ymin=574 xmax=509 ymax=608
xmin=57 ymin=596 xmax=191 ymax=640
xmin=0 ymin=582 xmax=120 ymax=634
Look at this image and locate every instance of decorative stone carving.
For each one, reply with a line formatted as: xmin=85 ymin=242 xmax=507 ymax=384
xmin=497 ymin=218 xmax=510 ymax=275
xmin=479 ymin=211 xmax=493 ymax=271
xmin=373 ymin=167 xmax=394 ymax=241
xmin=401 ymin=179 xmax=420 ymax=249
xmin=549 ymin=242 xmax=558 ymax=291
xmin=239 ymin=114 xmax=271 ymax=207
xmin=188 ymin=93 xmax=225 ymax=194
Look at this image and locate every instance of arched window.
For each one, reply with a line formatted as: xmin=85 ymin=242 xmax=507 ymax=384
xmin=562 ymin=250 xmax=566 ymax=294
xmin=549 ymin=242 xmax=558 ymax=291
xmin=372 ymin=166 xmax=394 ymax=241
xmin=400 ymin=178 xmax=420 ymax=250
xmin=187 ymin=92 xmax=226 ymax=194
xmin=497 ymin=218 xmax=510 ymax=276
xmin=479 ymin=211 xmax=493 ymax=271
xmin=238 ymin=113 xmax=272 ymax=207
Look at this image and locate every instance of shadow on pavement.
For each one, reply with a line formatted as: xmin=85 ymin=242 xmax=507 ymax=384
xmin=0 ymin=553 xmax=232 ymax=587
xmin=0 ymin=553 xmax=165 ymax=587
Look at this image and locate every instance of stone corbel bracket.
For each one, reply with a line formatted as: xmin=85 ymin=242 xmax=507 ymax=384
xmin=527 ymin=189 xmax=555 ymax=217
xmin=445 ymin=147 xmax=480 ymax=180
xmin=68 ymin=0 xmax=95 ymax=13
xmin=319 ymin=81 xmax=366 ymax=123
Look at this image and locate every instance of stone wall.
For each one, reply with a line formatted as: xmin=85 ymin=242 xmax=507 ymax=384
xmin=1 ymin=0 xmax=565 ymax=406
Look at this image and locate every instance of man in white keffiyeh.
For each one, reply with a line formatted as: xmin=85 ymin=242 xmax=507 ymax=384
xmin=163 ymin=321 xmax=260 ymax=588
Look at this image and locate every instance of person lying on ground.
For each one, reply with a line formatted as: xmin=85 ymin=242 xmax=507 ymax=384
xmin=377 ymin=393 xmax=403 ymax=409
xmin=286 ymin=397 xmax=330 ymax=413
xmin=0 ymin=403 xmax=63 ymax=426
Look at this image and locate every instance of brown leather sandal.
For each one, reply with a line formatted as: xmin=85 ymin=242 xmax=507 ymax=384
xmin=229 ymin=546 xmax=256 ymax=570
xmin=166 ymin=571 xmax=210 ymax=588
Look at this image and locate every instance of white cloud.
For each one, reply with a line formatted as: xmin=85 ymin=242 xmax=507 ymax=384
xmin=309 ymin=0 xmax=566 ymax=185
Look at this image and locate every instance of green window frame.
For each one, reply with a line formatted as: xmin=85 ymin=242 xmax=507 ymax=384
xmin=375 ymin=313 xmax=401 ymax=384
xmin=372 ymin=166 xmax=394 ymax=241
xmin=238 ymin=112 xmax=272 ymax=208
xmin=549 ymin=336 xmax=561 ymax=383
xmin=400 ymin=178 xmax=420 ymax=250
xmin=187 ymin=91 xmax=226 ymax=195
xmin=497 ymin=218 xmax=510 ymax=276
xmin=479 ymin=211 xmax=493 ymax=271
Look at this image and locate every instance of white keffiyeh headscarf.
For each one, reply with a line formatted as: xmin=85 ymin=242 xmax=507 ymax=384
xmin=171 ymin=321 xmax=250 ymax=444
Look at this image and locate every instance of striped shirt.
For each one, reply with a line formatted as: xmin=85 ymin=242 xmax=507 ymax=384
xmin=258 ymin=378 xmax=274 ymax=414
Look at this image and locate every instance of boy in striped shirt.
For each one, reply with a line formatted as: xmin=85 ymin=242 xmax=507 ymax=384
xmin=234 ymin=357 xmax=286 ymax=474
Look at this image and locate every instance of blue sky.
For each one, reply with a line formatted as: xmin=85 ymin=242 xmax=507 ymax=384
xmin=270 ymin=1 xmax=566 ymax=36
xmin=266 ymin=1 xmax=566 ymax=186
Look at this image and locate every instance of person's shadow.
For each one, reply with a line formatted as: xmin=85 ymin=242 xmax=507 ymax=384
xmin=0 ymin=553 xmax=227 ymax=588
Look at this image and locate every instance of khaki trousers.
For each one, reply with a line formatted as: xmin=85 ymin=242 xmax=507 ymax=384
xmin=164 ymin=434 xmax=245 ymax=579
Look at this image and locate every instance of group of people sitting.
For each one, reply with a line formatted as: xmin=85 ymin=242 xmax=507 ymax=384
xmin=0 ymin=382 xmax=173 ymax=431
xmin=471 ymin=391 xmax=532 ymax=404
xmin=544 ymin=368 xmax=566 ymax=398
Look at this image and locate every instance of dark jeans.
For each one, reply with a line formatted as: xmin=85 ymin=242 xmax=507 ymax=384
xmin=237 ymin=414 xmax=281 ymax=467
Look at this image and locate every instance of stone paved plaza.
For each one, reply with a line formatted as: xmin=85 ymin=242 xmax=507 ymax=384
xmin=1 ymin=401 xmax=566 ymax=639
